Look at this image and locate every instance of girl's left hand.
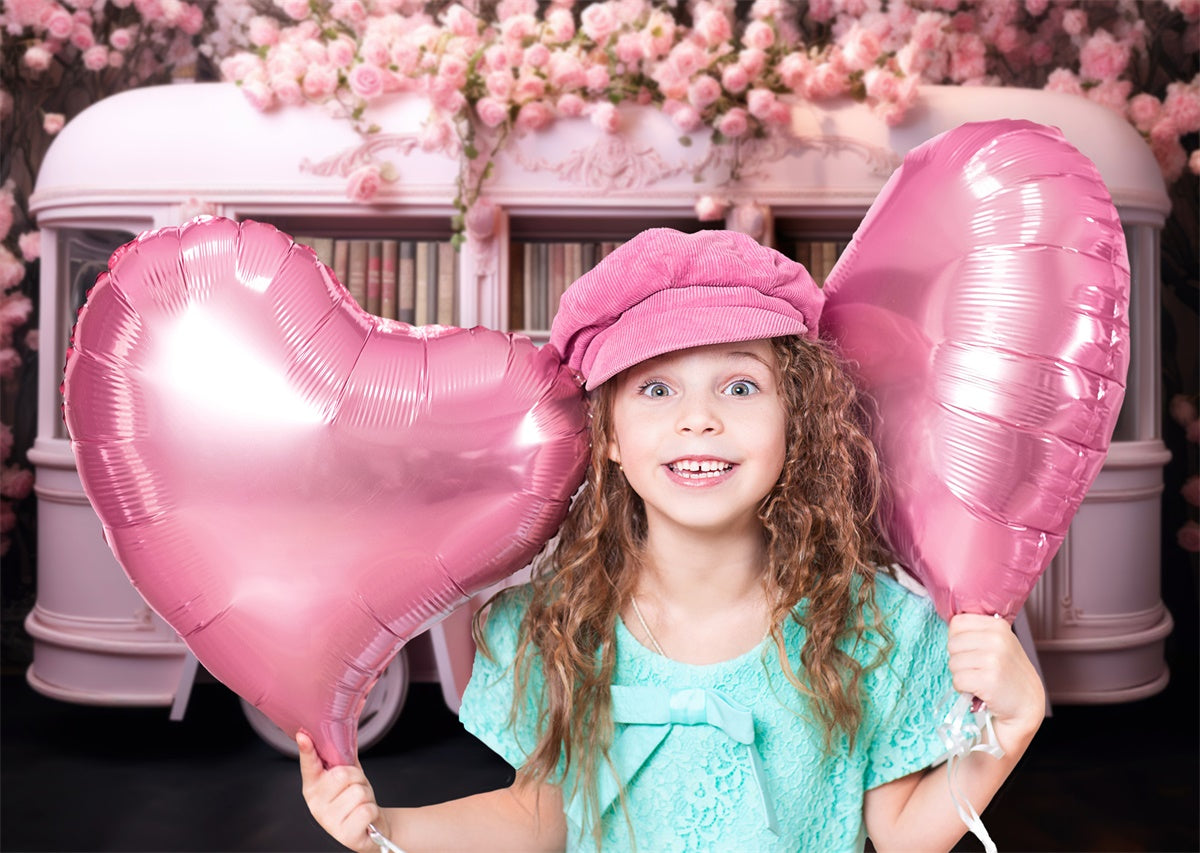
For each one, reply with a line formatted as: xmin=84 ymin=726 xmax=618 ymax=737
xmin=946 ymin=614 xmax=1045 ymax=741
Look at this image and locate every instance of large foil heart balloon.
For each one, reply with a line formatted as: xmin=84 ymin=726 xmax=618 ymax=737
xmin=63 ymin=216 xmax=589 ymax=766
xmin=823 ymin=119 xmax=1129 ymax=621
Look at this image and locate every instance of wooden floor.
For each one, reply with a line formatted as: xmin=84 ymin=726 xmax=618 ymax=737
xmin=2 ymin=642 xmax=1196 ymax=853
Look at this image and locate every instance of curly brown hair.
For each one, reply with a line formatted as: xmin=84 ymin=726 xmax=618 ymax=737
xmin=473 ymin=334 xmax=892 ymax=839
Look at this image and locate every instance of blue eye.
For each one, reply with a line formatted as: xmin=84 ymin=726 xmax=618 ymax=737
xmin=638 ymin=381 xmax=673 ymax=398
xmin=724 ymin=380 xmax=759 ymax=397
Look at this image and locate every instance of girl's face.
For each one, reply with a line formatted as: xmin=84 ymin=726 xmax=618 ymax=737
xmin=606 ymin=339 xmax=787 ymax=540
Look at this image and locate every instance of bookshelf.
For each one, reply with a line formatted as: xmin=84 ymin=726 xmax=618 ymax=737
xmin=24 ymin=82 xmax=1175 ymax=739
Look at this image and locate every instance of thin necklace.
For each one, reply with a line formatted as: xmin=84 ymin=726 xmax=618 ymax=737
xmin=629 ymin=596 xmax=666 ymax=657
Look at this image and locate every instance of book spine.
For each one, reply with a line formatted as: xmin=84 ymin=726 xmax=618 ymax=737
xmin=381 ymin=240 xmax=398 ymax=320
xmin=347 ymin=240 xmax=369 ymax=309
xmin=366 ymin=241 xmax=382 ymax=316
xmin=398 ymin=241 xmax=416 ymax=324
xmin=414 ymin=241 xmax=430 ymax=326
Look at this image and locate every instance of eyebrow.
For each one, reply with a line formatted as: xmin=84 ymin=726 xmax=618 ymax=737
xmin=726 ymin=350 xmax=773 ymax=368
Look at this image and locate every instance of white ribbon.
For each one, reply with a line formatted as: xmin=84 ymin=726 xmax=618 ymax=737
xmin=936 ymin=691 xmax=1006 ymax=853
xmin=368 ymin=823 xmax=407 ymax=853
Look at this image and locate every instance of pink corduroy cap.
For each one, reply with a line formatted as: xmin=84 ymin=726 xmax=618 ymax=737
xmin=548 ymin=228 xmax=825 ymax=390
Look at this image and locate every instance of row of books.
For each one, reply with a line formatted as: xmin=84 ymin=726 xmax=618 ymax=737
xmin=296 ymin=235 xmax=848 ymax=332
xmin=300 ymin=237 xmax=458 ymax=326
xmin=791 ymin=240 xmax=850 ymax=286
xmin=509 ymin=241 xmax=623 ymax=332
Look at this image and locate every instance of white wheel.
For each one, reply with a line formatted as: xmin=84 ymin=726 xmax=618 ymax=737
xmin=240 ymin=648 xmax=410 ymax=758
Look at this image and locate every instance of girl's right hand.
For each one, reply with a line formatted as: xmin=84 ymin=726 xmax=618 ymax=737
xmin=297 ymin=732 xmax=391 ymax=853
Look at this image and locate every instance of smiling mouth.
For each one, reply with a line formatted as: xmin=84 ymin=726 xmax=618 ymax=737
xmin=667 ymin=459 xmax=734 ymax=479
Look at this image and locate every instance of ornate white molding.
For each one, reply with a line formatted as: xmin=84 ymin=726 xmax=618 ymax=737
xmin=510 ymin=133 xmax=724 ymax=191
xmin=300 ymin=134 xmax=422 ymax=178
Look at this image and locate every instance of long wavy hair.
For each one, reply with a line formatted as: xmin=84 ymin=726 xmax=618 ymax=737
xmin=473 ymin=335 xmax=892 ymax=838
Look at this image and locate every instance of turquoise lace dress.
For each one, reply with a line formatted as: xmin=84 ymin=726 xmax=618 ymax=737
xmin=458 ymin=572 xmax=956 ymax=852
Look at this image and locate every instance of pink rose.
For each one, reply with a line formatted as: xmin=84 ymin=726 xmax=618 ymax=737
xmin=442 ymin=3 xmax=478 ymax=38
xmin=70 ymin=23 xmax=95 ymax=50
xmin=746 ymin=88 xmax=776 ymax=119
xmin=948 ymin=33 xmax=986 ymax=82
xmin=346 ymin=164 xmax=383 ymax=202
xmin=348 ymin=63 xmax=385 ymax=99
xmin=0 ymin=251 xmax=25 ymax=291
xmin=1079 ymin=29 xmax=1131 ymax=82
xmin=666 ymin=101 xmax=702 ymax=133
xmin=22 ymin=45 xmax=52 ymax=72
xmin=738 ymin=48 xmax=766 ymax=79
xmin=303 ymin=64 xmax=339 ymax=98
xmin=615 ymin=32 xmax=644 ymax=65
xmin=439 ymin=54 xmax=469 ymax=89
xmin=476 ymin=96 xmax=510 ymax=128
xmin=177 ymin=3 xmax=203 ymax=35
xmin=514 ymin=73 xmax=546 ymax=102
xmin=1190 ymin=148 xmax=1200 ymax=176
xmin=716 ymin=107 xmax=749 ymax=138
xmin=688 ymin=74 xmax=722 ymax=109
xmin=0 ymin=194 xmax=12 ymax=241
xmin=270 ymin=73 xmax=304 ymax=106
xmin=778 ymin=52 xmax=811 ymax=90
xmin=328 ymin=38 xmax=355 ymax=68
xmin=360 ymin=37 xmax=390 ymax=68
xmin=0 ymin=348 xmax=20 ymax=380
xmin=248 ymin=15 xmax=280 ymax=47
xmin=805 ymin=63 xmax=847 ymax=100
xmin=1024 ymin=0 xmax=1049 ymax=15
xmin=751 ymin=0 xmax=783 ymax=18
xmin=556 ymin=93 xmax=585 ymax=117
xmin=515 ymin=101 xmax=553 ymax=132
xmin=1164 ymin=81 xmax=1200 ymax=134
xmin=329 ymin=0 xmax=365 ymax=24
xmin=1086 ymin=78 xmax=1133 ymax=118
xmin=500 ymin=13 xmax=536 ymax=44
xmin=694 ymin=195 xmax=728 ymax=221
xmin=580 ymin=3 xmax=617 ymax=43
xmin=841 ymin=26 xmax=882 ymax=72
xmin=45 ymin=8 xmax=72 ymax=39
xmin=497 ymin=0 xmax=536 ymax=16
xmin=1170 ymin=394 xmax=1199 ymax=427
xmin=721 ymin=64 xmax=749 ymax=93
xmin=666 ymin=41 xmax=706 ymax=79
xmin=109 ymin=26 xmax=133 ymax=50
xmin=743 ymin=20 xmax=775 ymax=50
xmin=1044 ymin=67 xmax=1083 ymax=97
xmin=1178 ymin=521 xmax=1200 ymax=554
xmin=280 ymin=0 xmax=309 ymax=20
xmin=694 ymin=7 xmax=732 ymax=46
xmin=641 ymin=10 xmax=676 ymax=58
xmin=1182 ymin=475 xmax=1200 ymax=508
xmin=546 ymin=53 xmax=583 ymax=90
xmin=486 ymin=69 xmax=514 ymax=98
xmin=0 ymin=464 xmax=33 ymax=499
xmin=1149 ymin=119 xmax=1187 ymax=181
xmin=24 ymin=328 xmax=38 ymax=351
xmin=589 ymin=101 xmax=620 ymax=133
xmin=585 ymin=65 xmax=610 ymax=93
xmin=545 ymin=8 xmax=575 ymax=42
xmin=524 ymin=43 xmax=550 ymax=69
xmin=418 ymin=117 xmax=456 ymax=154
xmin=82 ymin=44 xmax=108 ymax=70
xmin=18 ymin=231 xmax=40 ymax=262
xmin=1062 ymin=8 xmax=1087 ymax=36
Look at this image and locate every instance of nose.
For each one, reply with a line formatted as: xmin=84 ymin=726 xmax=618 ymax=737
xmin=675 ymin=394 xmax=722 ymax=435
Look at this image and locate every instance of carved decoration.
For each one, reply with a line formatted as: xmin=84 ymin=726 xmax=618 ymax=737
xmin=300 ymin=134 xmax=422 ymax=178
xmin=511 ymin=133 xmax=724 ymax=191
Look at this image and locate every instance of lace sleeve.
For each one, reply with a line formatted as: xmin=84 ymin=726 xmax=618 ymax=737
xmin=457 ymin=586 xmax=546 ymax=771
xmin=862 ymin=577 xmax=957 ymax=790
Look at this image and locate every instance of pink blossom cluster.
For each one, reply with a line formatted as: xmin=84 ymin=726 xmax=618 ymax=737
xmin=0 ymin=181 xmax=35 ymax=556
xmin=219 ymin=0 xmax=1200 ymax=206
xmin=2 ymin=0 xmax=209 ymax=81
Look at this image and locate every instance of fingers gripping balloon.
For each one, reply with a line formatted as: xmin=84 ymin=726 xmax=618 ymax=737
xmin=62 ymin=217 xmax=589 ymax=767
xmin=823 ymin=119 xmax=1130 ymax=623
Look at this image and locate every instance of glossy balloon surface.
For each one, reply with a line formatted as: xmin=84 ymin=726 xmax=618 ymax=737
xmin=63 ymin=217 xmax=589 ymax=766
xmin=823 ymin=120 xmax=1129 ymax=621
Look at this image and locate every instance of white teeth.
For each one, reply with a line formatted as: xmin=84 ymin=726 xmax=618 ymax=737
xmin=669 ymin=459 xmax=732 ymax=478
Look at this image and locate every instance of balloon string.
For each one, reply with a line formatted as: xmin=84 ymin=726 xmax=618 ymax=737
xmin=368 ymin=823 xmax=407 ymax=853
xmin=936 ymin=691 xmax=1005 ymax=853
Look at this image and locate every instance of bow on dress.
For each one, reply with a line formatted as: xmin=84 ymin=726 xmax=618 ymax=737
xmin=564 ymin=685 xmax=780 ymax=838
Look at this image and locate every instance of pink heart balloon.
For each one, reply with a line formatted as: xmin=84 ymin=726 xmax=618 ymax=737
xmin=823 ymin=119 xmax=1129 ymax=622
xmin=63 ymin=217 xmax=589 ymax=766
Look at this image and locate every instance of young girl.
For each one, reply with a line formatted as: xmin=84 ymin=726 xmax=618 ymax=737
xmin=298 ymin=228 xmax=1045 ymax=853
